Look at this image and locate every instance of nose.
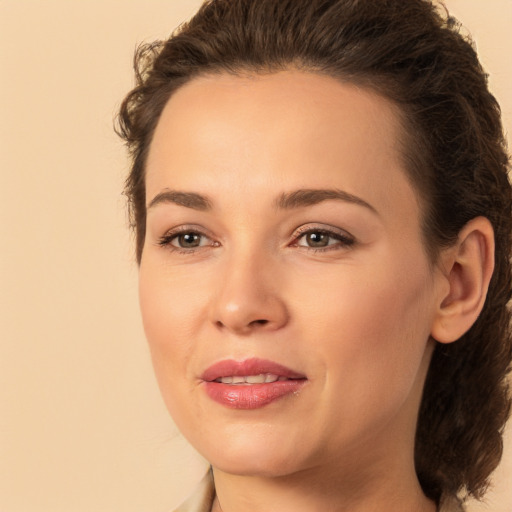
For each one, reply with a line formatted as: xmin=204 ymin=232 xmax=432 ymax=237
xmin=209 ymin=252 xmax=289 ymax=335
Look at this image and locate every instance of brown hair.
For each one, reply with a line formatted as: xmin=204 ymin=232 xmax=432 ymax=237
xmin=116 ymin=0 xmax=512 ymax=503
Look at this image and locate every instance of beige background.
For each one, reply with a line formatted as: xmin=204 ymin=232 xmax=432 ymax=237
xmin=0 ymin=1 xmax=510 ymax=511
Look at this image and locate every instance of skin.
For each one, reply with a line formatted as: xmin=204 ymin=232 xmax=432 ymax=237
xmin=139 ymin=70 xmax=451 ymax=512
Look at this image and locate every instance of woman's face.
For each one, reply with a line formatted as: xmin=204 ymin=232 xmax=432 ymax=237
xmin=140 ymin=70 xmax=445 ymax=478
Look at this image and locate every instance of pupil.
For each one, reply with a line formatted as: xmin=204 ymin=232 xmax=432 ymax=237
xmin=307 ymin=232 xmax=328 ymax=247
xmin=180 ymin=233 xmax=200 ymax=247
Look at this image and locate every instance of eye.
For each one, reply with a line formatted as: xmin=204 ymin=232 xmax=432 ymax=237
xmin=157 ymin=228 xmax=217 ymax=252
xmin=172 ymin=232 xmax=206 ymax=249
xmin=293 ymin=227 xmax=355 ymax=251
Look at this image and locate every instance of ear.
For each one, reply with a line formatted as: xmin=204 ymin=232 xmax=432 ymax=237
xmin=431 ymin=217 xmax=495 ymax=344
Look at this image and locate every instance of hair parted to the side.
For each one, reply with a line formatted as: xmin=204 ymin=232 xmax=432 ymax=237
xmin=116 ymin=0 xmax=512 ymax=504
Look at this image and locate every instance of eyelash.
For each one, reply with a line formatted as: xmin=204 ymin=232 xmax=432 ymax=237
xmin=157 ymin=225 xmax=355 ymax=254
xmin=157 ymin=226 xmax=218 ymax=254
xmin=292 ymin=226 xmax=355 ymax=252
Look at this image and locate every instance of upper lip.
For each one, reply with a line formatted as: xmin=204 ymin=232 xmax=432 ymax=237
xmin=200 ymin=357 xmax=306 ymax=382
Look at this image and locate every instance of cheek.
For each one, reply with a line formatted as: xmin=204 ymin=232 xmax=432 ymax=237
xmin=139 ymin=260 xmax=207 ymax=346
xmin=138 ymin=261 xmax=207 ymax=400
xmin=294 ymin=252 xmax=435 ymax=416
xmin=138 ymin=269 xmax=207 ymax=435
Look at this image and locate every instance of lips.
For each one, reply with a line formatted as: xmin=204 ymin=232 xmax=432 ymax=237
xmin=201 ymin=358 xmax=307 ymax=409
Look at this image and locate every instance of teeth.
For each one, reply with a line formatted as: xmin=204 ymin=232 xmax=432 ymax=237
xmin=245 ymin=375 xmax=266 ymax=384
xmin=218 ymin=374 xmax=284 ymax=384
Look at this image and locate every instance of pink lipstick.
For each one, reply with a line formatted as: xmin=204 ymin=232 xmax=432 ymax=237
xmin=201 ymin=358 xmax=306 ymax=409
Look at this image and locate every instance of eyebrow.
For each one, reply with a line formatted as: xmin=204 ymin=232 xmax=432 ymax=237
xmin=147 ymin=190 xmax=212 ymax=211
xmin=274 ymin=188 xmax=378 ymax=215
xmin=147 ymin=187 xmax=378 ymax=215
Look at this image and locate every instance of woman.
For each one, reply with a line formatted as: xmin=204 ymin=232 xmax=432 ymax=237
xmin=117 ymin=0 xmax=512 ymax=511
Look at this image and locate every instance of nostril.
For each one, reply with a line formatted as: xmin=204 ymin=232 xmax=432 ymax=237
xmin=252 ymin=319 xmax=269 ymax=326
xmin=214 ymin=318 xmax=270 ymax=332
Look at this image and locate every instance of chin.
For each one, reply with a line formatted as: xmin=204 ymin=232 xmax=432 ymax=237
xmin=211 ymin=454 xmax=301 ymax=478
xmin=198 ymin=427 xmax=310 ymax=478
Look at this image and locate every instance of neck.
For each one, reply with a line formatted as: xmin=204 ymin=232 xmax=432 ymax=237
xmin=210 ymin=454 xmax=436 ymax=512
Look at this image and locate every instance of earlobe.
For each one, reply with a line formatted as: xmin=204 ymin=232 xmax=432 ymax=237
xmin=431 ymin=217 xmax=495 ymax=344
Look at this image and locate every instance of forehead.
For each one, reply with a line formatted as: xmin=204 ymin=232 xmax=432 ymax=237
xmin=146 ymin=70 xmax=419 ymax=224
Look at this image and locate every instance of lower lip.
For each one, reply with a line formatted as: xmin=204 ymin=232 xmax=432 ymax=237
xmin=204 ymin=380 xmax=306 ymax=409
